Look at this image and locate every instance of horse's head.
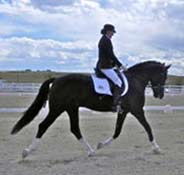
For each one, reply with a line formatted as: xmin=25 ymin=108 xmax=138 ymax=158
xmin=150 ymin=63 xmax=171 ymax=99
xmin=127 ymin=61 xmax=171 ymax=99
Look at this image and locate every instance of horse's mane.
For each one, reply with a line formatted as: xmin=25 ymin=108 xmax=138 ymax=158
xmin=127 ymin=61 xmax=163 ymax=74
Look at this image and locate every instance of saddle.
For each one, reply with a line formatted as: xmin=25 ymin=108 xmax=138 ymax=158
xmin=91 ymin=68 xmax=128 ymax=96
xmin=94 ymin=68 xmax=115 ymax=92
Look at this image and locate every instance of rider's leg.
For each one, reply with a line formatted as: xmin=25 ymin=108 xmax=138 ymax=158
xmin=101 ymin=69 xmax=123 ymax=113
xmin=112 ymin=85 xmax=123 ymax=112
xmin=101 ymin=68 xmax=122 ymax=87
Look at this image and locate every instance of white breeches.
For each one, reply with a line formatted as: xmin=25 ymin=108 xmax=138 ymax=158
xmin=101 ymin=68 xmax=122 ymax=87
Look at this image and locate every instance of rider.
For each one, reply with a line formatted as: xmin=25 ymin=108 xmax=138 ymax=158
xmin=96 ymin=24 xmax=127 ymax=112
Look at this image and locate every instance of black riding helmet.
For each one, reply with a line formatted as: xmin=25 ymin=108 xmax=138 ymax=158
xmin=101 ymin=24 xmax=116 ymax=35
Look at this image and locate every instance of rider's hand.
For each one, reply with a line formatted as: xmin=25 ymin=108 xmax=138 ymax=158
xmin=119 ymin=65 xmax=127 ymax=72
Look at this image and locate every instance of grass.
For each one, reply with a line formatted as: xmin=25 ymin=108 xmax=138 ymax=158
xmin=0 ymin=71 xmax=65 ymax=83
xmin=0 ymin=71 xmax=89 ymax=83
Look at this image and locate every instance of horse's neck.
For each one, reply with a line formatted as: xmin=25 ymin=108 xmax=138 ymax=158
xmin=127 ymin=71 xmax=150 ymax=89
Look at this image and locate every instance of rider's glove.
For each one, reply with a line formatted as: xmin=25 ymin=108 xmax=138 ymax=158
xmin=119 ymin=65 xmax=127 ymax=72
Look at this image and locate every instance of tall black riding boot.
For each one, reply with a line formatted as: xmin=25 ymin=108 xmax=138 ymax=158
xmin=112 ymin=86 xmax=123 ymax=113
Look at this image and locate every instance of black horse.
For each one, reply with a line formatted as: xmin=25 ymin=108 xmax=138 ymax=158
xmin=11 ymin=61 xmax=170 ymax=158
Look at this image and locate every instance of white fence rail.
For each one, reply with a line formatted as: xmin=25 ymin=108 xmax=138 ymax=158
xmin=146 ymin=85 xmax=184 ymax=96
xmin=0 ymin=81 xmax=41 ymax=93
xmin=164 ymin=85 xmax=184 ymax=95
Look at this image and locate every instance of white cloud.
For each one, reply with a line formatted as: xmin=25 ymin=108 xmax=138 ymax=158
xmin=0 ymin=37 xmax=96 ymax=70
xmin=31 ymin=0 xmax=77 ymax=7
xmin=0 ymin=0 xmax=184 ymax=74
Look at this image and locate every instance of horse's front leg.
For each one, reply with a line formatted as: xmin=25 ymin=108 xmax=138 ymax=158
xmin=97 ymin=111 xmax=127 ymax=150
xmin=132 ymin=109 xmax=161 ymax=154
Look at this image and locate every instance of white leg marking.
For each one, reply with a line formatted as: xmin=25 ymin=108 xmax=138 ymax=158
xmin=97 ymin=137 xmax=113 ymax=150
xmin=151 ymin=140 xmax=161 ymax=154
xmin=79 ymin=138 xmax=95 ymax=156
xmin=22 ymin=138 xmax=40 ymax=158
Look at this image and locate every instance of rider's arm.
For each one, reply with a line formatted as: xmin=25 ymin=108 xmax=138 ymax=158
xmin=106 ymin=40 xmax=122 ymax=68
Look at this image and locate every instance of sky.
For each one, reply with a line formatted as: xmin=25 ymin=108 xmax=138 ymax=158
xmin=0 ymin=0 xmax=184 ymax=75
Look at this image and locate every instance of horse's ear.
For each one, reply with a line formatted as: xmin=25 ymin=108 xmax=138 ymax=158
xmin=165 ymin=64 xmax=171 ymax=70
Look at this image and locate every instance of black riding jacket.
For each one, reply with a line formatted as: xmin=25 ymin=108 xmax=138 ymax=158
xmin=96 ymin=35 xmax=122 ymax=69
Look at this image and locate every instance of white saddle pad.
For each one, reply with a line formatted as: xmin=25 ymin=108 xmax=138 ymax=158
xmin=91 ymin=73 xmax=129 ymax=96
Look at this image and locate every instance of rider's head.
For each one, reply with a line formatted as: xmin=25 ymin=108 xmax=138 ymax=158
xmin=101 ymin=24 xmax=116 ymax=39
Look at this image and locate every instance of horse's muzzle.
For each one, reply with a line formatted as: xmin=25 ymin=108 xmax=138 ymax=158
xmin=154 ymin=92 xmax=164 ymax=99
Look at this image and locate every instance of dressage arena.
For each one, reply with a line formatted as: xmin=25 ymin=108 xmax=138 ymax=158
xmin=0 ymin=85 xmax=184 ymax=174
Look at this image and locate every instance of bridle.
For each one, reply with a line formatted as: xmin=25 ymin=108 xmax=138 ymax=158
xmin=148 ymin=82 xmax=165 ymax=91
xmin=151 ymin=84 xmax=164 ymax=90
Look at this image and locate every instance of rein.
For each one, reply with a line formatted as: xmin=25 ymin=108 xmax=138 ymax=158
xmin=149 ymin=84 xmax=164 ymax=89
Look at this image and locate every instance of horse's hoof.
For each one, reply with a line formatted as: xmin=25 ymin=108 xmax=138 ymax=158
xmin=152 ymin=148 xmax=161 ymax=155
xmin=97 ymin=142 xmax=104 ymax=150
xmin=88 ymin=150 xmax=95 ymax=157
xmin=22 ymin=149 xmax=29 ymax=159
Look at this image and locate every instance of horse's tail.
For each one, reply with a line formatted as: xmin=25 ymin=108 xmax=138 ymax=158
xmin=11 ymin=78 xmax=55 ymax=135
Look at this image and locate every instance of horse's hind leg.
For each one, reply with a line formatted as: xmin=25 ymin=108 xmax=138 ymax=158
xmin=97 ymin=111 xmax=127 ymax=150
xmin=22 ymin=109 xmax=63 ymax=158
xmin=67 ymin=107 xmax=95 ymax=156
